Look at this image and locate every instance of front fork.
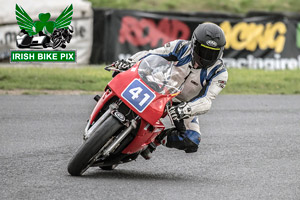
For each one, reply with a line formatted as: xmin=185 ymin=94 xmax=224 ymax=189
xmin=83 ymin=102 xmax=118 ymax=141
xmin=101 ymin=115 xmax=139 ymax=157
xmin=83 ymin=99 xmax=140 ymax=159
xmin=87 ymin=116 xmax=139 ymax=168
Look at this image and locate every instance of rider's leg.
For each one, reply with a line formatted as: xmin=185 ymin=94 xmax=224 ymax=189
xmin=159 ymin=116 xmax=201 ymax=153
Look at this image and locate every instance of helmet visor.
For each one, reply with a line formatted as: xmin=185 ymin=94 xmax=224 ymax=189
xmin=194 ymin=41 xmax=220 ymax=61
xmin=192 ymin=40 xmax=222 ymax=68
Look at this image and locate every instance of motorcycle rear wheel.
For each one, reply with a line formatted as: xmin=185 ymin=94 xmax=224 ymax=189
xmin=67 ymin=115 xmax=123 ymax=176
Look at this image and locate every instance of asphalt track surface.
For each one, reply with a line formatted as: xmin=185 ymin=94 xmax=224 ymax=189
xmin=0 ymin=95 xmax=299 ymax=200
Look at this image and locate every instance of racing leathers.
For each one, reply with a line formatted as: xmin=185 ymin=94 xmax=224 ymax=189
xmin=121 ymin=39 xmax=228 ymax=153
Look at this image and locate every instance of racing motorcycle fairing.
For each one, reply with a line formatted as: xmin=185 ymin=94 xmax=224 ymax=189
xmin=108 ymin=56 xmax=182 ymax=125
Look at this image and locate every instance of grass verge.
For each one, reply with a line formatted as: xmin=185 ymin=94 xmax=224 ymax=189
xmin=0 ymin=67 xmax=111 ymax=93
xmin=225 ymin=68 xmax=300 ymax=94
xmin=0 ymin=66 xmax=299 ymax=94
xmin=88 ymin=0 xmax=300 ymax=14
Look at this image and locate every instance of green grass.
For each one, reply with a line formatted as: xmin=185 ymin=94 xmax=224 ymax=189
xmin=0 ymin=67 xmax=299 ymax=94
xmin=0 ymin=67 xmax=111 ymax=92
xmin=88 ymin=0 xmax=300 ymax=14
xmin=224 ymin=69 xmax=300 ymax=94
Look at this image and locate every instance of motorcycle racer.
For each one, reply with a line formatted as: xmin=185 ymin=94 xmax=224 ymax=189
xmin=113 ymin=22 xmax=228 ymax=153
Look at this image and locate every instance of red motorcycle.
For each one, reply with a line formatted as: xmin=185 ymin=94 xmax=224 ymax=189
xmin=67 ymin=55 xmax=183 ymax=176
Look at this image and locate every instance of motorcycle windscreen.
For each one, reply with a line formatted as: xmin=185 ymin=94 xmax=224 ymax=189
xmin=138 ymin=55 xmax=183 ymax=95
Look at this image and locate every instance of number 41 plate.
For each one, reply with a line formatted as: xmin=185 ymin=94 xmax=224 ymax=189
xmin=121 ymin=79 xmax=156 ymax=113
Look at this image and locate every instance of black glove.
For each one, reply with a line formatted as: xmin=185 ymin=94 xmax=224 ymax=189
xmin=113 ymin=59 xmax=134 ymax=70
xmin=112 ymin=59 xmax=135 ymax=77
xmin=169 ymin=102 xmax=192 ymax=121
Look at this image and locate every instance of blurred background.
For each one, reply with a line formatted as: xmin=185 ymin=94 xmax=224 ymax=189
xmin=0 ymin=0 xmax=300 ymax=94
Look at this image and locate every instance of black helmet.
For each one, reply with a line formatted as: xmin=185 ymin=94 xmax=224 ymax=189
xmin=191 ymin=23 xmax=226 ymax=69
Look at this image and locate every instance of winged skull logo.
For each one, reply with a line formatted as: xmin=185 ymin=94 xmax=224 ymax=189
xmin=15 ymin=4 xmax=74 ymax=49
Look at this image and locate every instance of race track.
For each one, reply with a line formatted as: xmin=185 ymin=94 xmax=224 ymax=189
xmin=0 ymin=95 xmax=299 ymax=200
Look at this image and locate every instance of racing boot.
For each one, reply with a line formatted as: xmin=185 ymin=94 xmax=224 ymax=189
xmin=156 ymin=129 xmax=201 ymax=153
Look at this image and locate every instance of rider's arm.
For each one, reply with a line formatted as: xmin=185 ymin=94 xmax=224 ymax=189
xmin=128 ymin=40 xmax=186 ymax=63
xmin=187 ymin=66 xmax=228 ymax=116
xmin=113 ymin=41 xmax=179 ymax=76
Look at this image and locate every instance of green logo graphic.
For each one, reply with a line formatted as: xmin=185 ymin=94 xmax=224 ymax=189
xmin=16 ymin=4 xmax=73 ymax=36
xmin=15 ymin=4 xmax=74 ymax=50
xmin=12 ymin=4 xmax=76 ymax=63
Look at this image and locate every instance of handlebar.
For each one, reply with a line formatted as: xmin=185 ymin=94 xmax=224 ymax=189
xmin=104 ymin=64 xmax=123 ymax=72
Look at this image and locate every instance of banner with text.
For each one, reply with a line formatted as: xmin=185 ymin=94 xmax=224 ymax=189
xmin=100 ymin=10 xmax=300 ymax=70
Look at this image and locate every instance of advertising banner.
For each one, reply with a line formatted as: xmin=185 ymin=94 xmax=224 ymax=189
xmin=99 ymin=10 xmax=300 ymax=70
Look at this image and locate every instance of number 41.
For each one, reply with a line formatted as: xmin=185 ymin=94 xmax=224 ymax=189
xmin=129 ymin=87 xmax=150 ymax=106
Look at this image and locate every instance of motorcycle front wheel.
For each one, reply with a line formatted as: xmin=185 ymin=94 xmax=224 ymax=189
xmin=67 ymin=115 xmax=123 ymax=176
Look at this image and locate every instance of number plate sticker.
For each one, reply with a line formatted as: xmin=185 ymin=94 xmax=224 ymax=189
xmin=121 ymin=79 xmax=156 ymax=113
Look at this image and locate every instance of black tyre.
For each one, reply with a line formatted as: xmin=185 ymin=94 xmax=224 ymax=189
xmin=100 ymin=164 xmax=118 ymax=170
xmin=42 ymin=36 xmax=51 ymax=48
xmin=67 ymin=115 xmax=123 ymax=176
